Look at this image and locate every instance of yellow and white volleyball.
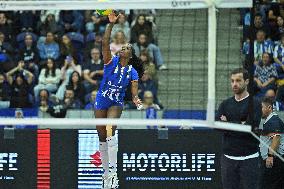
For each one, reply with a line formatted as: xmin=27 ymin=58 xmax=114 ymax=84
xmin=96 ymin=0 xmax=113 ymax=16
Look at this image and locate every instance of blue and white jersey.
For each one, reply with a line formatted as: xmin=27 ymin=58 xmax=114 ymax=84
xmin=254 ymin=40 xmax=273 ymax=61
xmin=98 ymin=56 xmax=138 ymax=103
xmin=274 ymin=44 xmax=284 ymax=63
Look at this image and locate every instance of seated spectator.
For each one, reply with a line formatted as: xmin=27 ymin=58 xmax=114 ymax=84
xmin=133 ymin=33 xmax=166 ymax=70
xmin=0 ymin=73 xmax=10 ymax=109
xmin=37 ymin=31 xmax=60 ymax=66
xmin=139 ymin=49 xmax=157 ymax=82
xmin=0 ymin=12 xmax=13 ymax=42
xmin=110 ymin=31 xmax=127 ymax=55
xmin=16 ymin=11 xmax=39 ymax=32
xmin=245 ymin=13 xmax=271 ymax=41
xmin=138 ymin=70 xmax=159 ymax=105
xmin=85 ymin=90 xmax=97 ymax=110
xmin=141 ymin=90 xmax=160 ymax=110
xmin=275 ymin=16 xmax=284 ymax=41
xmin=85 ymin=33 xmax=103 ymax=57
xmin=63 ymin=87 xmax=82 ymax=109
xmin=265 ymin=89 xmax=284 ymax=111
xmin=111 ymin=13 xmax=130 ymax=42
xmin=38 ymin=12 xmax=60 ymax=37
xmin=18 ymin=34 xmax=40 ymax=79
xmin=66 ymin=71 xmax=85 ymax=105
xmin=56 ymin=56 xmax=81 ymax=100
xmin=83 ymin=48 xmax=104 ymax=93
xmin=38 ymin=89 xmax=53 ymax=112
xmin=254 ymin=53 xmax=277 ymax=97
xmin=59 ymin=11 xmax=83 ymax=33
xmin=0 ymin=32 xmax=14 ymax=72
xmin=254 ymin=30 xmax=273 ymax=65
xmin=274 ymin=34 xmax=284 ymax=72
xmin=34 ymin=58 xmax=61 ymax=103
xmin=131 ymin=14 xmax=154 ymax=43
xmin=6 ymin=61 xmax=34 ymax=108
xmin=85 ymin=11 xmax=108 ymax=34
xmin=59 ymin=34 xmax=75 ymax=67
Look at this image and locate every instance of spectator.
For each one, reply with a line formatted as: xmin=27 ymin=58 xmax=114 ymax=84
xmin=16 ymin=11 xmax=39 ymax=32
xmin=259 ymin=97 xmax=284 ymax=189
xmin=56 ymin=55 xmax=81 ymax=100
xmin=6 ymin=61 xmax=34 ymax=108
xmin=18 ymin=34 xmax=40 ymax=79
xmin=0 ymin=73 xmax=10 ymax=108
xmin=141 ymin=90 xmax=160 ymax=110
xmin=37 ymin=32 xmax=60 ymax=66
xmin=34 ymin=58 xmax=61 ymax=103
xmin=254 ymin=30 xmax=273 ymax=65
xmin=63 ymin=87 xmax=82 ymax=109
xmin=133 ymin=33 xmax=167 ymax=70
xmin=38 ymin=12 xmax=60 ymax=37
xmin=138 ymin=70 xmax=159 ymax=105
xmin=254 ymin=53 xmax=277 ymax=97
xmin=245 ymin=13 xmax=271 ymax=41
xmin=265 ymin=89 xmax=284 ymax=111
xmin=274 ymin=34 xmax=284 ymax=72
xmin=139 ymin=49 xmax=157 ymax=82
xmin=38 ymin=89 xmax=53 ymax=112
xmin=0 ymin=12 xmax=13 ymax=42
xmin=60 ymin=34 xmax=75 ymax=67
xmin=83 ymin=48 xmax=104 ymax=93
xmin=275 ymin=16 xmax=284 ymax=41
xmin=59 ymin=11 xmax=83 ymax=33
xmin=111 ymin=13 xmax=130 ymax=42
xmin=66 ymin=71 xmax=85 ymax=105
xmin=84 ymin=90 xmax=97 ymax=110
xmin=0 ymin=32 xmax=14 ymax=72
xmin=85 ymin=33 xmax=103 ymax=57
xmin=110 ymin=31 xmax=127 ymax=55
xmin=85 ymin=12 xmax=108 ymax=34
xmin=131 ymin=14 xmax=153 ymax=43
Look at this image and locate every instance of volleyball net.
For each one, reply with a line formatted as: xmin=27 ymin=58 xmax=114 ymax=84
xmin=1 ymin=0 xmax=284 ymax=189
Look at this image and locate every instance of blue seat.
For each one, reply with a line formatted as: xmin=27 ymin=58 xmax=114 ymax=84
xmin=86 ymin=32 xmax=96 ymax=43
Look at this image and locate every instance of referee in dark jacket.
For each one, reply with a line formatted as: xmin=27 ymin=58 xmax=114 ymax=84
xmin=216 ymin=68 xmax=262 ymax=189
xmin=260 ymin=97 xmax=284 ymax=189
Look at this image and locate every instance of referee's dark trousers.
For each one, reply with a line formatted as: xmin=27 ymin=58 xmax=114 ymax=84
xmin=260 ymin=156 xmax=284 ymax=189
xmin=221 ymin=155 xmax=260 ymax=189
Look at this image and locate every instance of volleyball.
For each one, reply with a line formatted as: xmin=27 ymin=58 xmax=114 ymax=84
xmin=96 ymin=9 xmax=113 ymax=16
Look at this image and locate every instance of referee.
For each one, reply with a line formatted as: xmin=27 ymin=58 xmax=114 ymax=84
xmin=216 ymin=68 xmax=262 ymax=189
xmin=260 ymin=97 xmax=284 ymax=189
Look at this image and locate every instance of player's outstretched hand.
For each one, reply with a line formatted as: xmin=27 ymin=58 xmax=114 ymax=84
xmin=108 ymin=12 xmax=120 ymax=23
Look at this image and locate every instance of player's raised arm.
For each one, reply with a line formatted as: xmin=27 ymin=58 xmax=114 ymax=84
xmin=102 ymin=12 xmax=119 ymax=64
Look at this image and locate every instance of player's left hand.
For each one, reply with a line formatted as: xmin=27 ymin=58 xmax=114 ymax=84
xmin=266 ymin=157 xmax=273 ymax=168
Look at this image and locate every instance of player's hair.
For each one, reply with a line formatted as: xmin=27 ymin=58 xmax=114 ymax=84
xmin=130 ymin=47 xmax=144 ymax=79
xmin=231 ymin=68 xmax=249 ymax=81
xmin=262 ymin=96 xmax=274 ymax=107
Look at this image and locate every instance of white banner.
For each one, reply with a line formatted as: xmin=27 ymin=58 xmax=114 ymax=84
xmin=0 ymin=0 xmax=252 ymax=11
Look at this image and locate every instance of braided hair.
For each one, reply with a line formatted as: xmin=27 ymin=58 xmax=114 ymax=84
xmin=129 ymin=47 xmax=144 ymax=79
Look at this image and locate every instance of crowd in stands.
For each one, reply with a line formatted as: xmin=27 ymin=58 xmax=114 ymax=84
xmin=0 ymin=10 xmax=166 ymax=115
xmin=241 ymin=1 xmax=284 ymax=110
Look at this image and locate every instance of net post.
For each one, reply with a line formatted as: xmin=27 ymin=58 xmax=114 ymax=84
xmin=206 ymin=3 xmax=217 ymax=123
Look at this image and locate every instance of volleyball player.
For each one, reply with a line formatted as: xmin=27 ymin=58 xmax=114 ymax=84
xmin=95 ymin=12 xmax=144 ymax=189
xmin=216 ymin=68 xmax=262 ymax=189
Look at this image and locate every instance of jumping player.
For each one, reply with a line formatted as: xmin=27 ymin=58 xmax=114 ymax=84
xmin=95 ymin=12 xmax=144 ymax=189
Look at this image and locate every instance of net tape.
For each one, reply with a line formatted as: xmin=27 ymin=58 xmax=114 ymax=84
xmin=0 ymin=0 xmax=252 ymax=11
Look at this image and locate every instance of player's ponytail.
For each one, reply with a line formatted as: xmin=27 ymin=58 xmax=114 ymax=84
xmin=129 ymin=47 xmax=144 ymax=79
